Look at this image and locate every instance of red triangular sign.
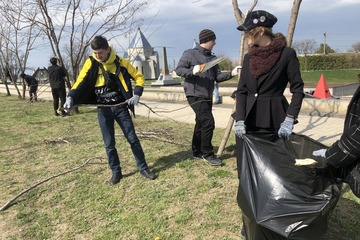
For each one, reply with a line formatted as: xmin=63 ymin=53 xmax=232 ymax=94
xmin=313 ymin=73 xmax=332 ymax=99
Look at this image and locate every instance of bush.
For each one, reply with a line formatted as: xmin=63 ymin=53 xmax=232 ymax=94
xmin=298 ymin=53 xmax=360 ymax=71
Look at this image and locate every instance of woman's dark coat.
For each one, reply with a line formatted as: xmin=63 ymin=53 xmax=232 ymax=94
xmin=235 ymin=47 xmax=304 ymax=130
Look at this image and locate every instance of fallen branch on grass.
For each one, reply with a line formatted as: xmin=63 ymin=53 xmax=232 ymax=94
xmin=137 ymin=133 xmax=187 ymax=146
xmin=44 ymin=137 xmax=70 ymax=144
xmin=0 ymin=157 xmax=101 ymax=211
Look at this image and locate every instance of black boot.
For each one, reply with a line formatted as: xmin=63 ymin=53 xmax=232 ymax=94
xmin=108 ymin=172 xmax=123 ymax=185
xmin=140 ymin=168 xmax=156 ymax=180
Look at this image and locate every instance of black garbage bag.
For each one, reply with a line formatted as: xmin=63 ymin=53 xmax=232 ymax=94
xmin=237 ymin=133 xmax=341 ymax=240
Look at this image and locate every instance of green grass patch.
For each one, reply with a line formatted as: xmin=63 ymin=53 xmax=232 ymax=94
xmin=300 ymin=69 xmax=360 ymax=86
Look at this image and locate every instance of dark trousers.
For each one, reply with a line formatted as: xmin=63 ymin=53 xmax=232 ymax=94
xmin=29 ymin=86 xmax=38 ymax=102
xmin=97 ymin=106 xmax=149 ymax=173
xmin=187 ymin=96 xmax=215 ymax=157
xmin=51 ymin=87 xmax=66 ymax=114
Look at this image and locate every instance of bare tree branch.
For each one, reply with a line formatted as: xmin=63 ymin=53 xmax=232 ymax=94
xmin=2 ymin=0 xmax=149 ymax=88
xmin=0 ymin=157 xmax=102 ymax=211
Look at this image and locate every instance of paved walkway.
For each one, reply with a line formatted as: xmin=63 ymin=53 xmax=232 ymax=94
xmin=136 ymin=100 xmax=345 ymax=147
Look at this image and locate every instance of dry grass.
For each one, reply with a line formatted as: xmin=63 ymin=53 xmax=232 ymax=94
xmin=0 ymin=94 xmax=359 ymax=240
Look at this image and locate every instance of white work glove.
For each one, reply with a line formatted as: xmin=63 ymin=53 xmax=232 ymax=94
xmin=278 ymin=116 xmax=294 ymax=140
xmin=63 ymin=96 xmax=73 ymax=112
xmin=127 ymin=95 xmax=140 ymax=106
xmin=231 ymin=66 xmax=242 ymax=76
xmin=234 ymin=120 xmax=246 ymax=139
xmin=192 ymin=65 xmax=200 ymax=75
xmin=312 ymin=149 xmax=327 ymax=158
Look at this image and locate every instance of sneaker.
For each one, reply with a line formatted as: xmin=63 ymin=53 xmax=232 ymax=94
xmin=108 ymin=172 xmax=123 ymax=185
xmin=140 ymin=168 xmax=156 ymax=180
xmin=202 ymin=154 xmax=222 ymax=166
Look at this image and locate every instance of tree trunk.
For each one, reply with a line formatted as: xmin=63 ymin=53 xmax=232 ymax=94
xmin=4 ymin=80 xmax=10 ymax=96
xmin=22 ymin=79 xmax=26 ymax=99
xmin=217 ymin=1 xmax=257 ymax=156
xmin=286 ymin=0 xmax=302 ymax=47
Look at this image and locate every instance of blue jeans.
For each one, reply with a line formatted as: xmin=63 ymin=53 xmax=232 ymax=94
xmin=97 ymin=106 xmax=148 ymax=173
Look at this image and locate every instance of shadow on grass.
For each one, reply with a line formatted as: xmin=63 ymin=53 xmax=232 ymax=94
xmin=221 ymin=144 xmax=237 ymax=160
xmin=149 ymin=149 xmax=196 ymax=174
xmin=145 ymin=143 xmax=238 ymax=178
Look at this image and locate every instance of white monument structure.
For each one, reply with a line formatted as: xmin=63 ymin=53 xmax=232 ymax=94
xmin=151 ymin=47 xmax=181 ymax=86
xmin=123 ymin=27 xmax=180 ymax=86
xmin=124 ymin=28 xmax=160 ymax=79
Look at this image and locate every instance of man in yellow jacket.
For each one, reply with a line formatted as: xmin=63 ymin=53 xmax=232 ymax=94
xmin=64 ymin=35 xmax=156 ymax=185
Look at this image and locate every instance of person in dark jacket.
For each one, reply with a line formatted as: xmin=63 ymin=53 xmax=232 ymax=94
xmin=313 ymin=84 xmax=360 ymax=198
xmin=234 ymin=10 xmax=304 ymax=168
xmin=20 ymin=72 xmax=38 ymax=102
xmin=63 ymin=35 xmax=156 ymax=185
xmin=48 ymin=57 xmax=68 ymax=117
xmin=234 ymin=10 xmax=304 ymax=141
xmin=176 ymin=29 xmax=240 ymax=166
xmin=234 ymin=10 xmax=304 ymax=238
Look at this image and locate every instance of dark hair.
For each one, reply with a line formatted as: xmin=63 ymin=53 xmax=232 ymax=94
xmin=91 ymin=35 xmax=109 ymax=50
xmin=20 ymin=72 xmax=25 ymax=78
xmin=50 ymin=57 xmax=57 ymax=65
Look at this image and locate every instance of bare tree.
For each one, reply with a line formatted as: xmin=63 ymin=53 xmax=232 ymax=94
xmin=0 ymin=0 xmax=41 ymax=98
xmin=216 ymin=0 xmax=258 ymax=156
xmin=232 ymin=0 xmax=257 ymax=65
xmin=292 ymin=39 xmax=316 ymax=55
xmin=286 ymin=0 xmax=302 ymax=47
xmin=31 ymin=0 xmax=148 ymax=88
xmin=0 ymin=22 xmax=13 ymax=96
xmin=315 ymin=43 xmax=335 ymax=54
xmin=1 ymin=0 xmax=149 ymax=91
xmin=350 ymin=42 xmax=360 ymax=53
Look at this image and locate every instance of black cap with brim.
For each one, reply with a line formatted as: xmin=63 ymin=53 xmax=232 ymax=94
xmin=237 ymin=10 xmax=277 ymax=31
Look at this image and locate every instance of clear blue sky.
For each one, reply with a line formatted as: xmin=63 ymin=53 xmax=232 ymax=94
xmin=28 ymin=0 xmax=360 ymax=70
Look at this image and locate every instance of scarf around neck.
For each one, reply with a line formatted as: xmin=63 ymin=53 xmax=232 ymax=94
xmin=248 ymin=33 xmax=287 ymax=79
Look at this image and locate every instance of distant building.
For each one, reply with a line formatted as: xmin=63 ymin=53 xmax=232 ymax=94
xmin=33 ymin=67 xmax=49 ymax=84
xmin=123 ymin=28 xmax=160 ymax=79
